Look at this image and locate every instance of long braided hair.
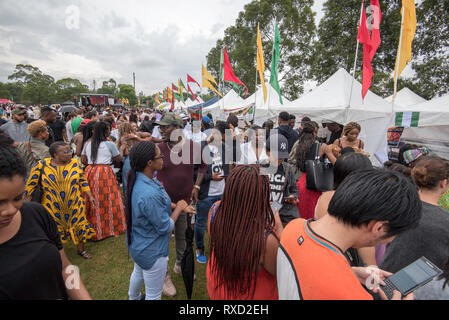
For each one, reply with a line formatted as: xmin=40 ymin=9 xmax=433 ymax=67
xmin=209 ymin=164 xmax=275 ymax=298
xmin=125 ymin=141 xmax=157 ymax=246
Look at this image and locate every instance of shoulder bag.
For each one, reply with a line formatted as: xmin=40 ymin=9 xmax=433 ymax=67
xmin=305 ymin=143 xmax=334 ymax=192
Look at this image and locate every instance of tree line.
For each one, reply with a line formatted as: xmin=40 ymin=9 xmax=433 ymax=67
xmin=0 ymin=64 xmax=141 ymax=107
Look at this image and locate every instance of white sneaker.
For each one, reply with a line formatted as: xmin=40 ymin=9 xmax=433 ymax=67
xmin=162 ymin=274 xmax=176 ymax=297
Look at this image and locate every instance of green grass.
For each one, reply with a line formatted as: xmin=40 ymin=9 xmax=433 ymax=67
xmin=64 ymin=232 xmax=211 ymax=300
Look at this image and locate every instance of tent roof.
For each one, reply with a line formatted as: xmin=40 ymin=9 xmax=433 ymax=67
xmin=244 ymin=84 xmax=290 ymax=110
xmin=280 ymin=68 xmax=392 ymax=123
xmin=394 ymin=94 xmax=449 ymax=127
xmin=204 ymin=89 xmax=245 ymax=111
xmin=386 ymin=87 xmax=427 ymax=107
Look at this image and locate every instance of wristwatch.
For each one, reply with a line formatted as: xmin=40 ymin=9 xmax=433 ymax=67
xmin=193 ymin=185 xmax=200 ymax=190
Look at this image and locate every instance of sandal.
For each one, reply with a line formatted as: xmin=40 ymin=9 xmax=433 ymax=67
xmin=78 ymin=250 xmax=93 ymax=259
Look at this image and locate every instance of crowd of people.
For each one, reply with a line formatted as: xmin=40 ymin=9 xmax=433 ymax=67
xmin=0 ymin=102 xmax=448 ymax=300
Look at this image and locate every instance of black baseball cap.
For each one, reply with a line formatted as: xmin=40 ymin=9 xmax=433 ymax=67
xmin=266 ymin=134 xmax=289 ymax=159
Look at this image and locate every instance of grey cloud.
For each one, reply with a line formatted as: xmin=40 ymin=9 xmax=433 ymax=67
xmin=0 ymin=0 xmax=227 ymax=94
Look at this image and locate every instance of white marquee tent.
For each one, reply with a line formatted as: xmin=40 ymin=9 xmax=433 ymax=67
xmin=392 ymin=94 xmax=449 ymax=127
xmin=392 ymin=94 xmax=449 ymax=159
xmin=201 ymin=89 xmax=246 ymax=120
xmin=386 ymin=87 xmax=427 ymax=107
xmin=279 ymin=68 xmax=394 ymax=165
xmin=244 ymin=84 xmax=291 ymax=124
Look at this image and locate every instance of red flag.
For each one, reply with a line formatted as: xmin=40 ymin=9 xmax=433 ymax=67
xmin=222 ymin=48 xmax=248 ymax=98
xmin=187 ymin=74 xmax=201 ymax=102
xmin=369 ymin=0 xmax=382 ymax=61
xmin=357 ymin=0 xmax=382 ymax=99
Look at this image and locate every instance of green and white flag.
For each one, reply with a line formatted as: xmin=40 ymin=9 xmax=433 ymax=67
xmin=270 ymin=23 xmax=283 ymax=105
xmin=395 ymin=112 xmax=420 ymax=127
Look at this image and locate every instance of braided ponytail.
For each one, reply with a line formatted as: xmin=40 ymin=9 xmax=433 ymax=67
xmin=125 ymin=141 xmax=157 ymax=245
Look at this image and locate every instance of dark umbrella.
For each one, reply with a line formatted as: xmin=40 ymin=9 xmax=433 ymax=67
xmin=60 ymin=105 xmax=77 ymax=113
xmin=181 ymin=214 xmax=195 ymax=299
xmin=61 ymin=101 xmax=75 ymax=106
xmin=111 ymin=103 xmax=124 ymax=109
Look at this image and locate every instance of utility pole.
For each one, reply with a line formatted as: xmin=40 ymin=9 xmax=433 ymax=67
xmin=93 ymin=79 xmax=96 ymax=92
xmin=133 ymin=72 xmax=136 ymax=92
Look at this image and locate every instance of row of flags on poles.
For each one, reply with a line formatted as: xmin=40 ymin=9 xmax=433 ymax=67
xmin=152 ymin=21 xmax=284 ymax=111
xmin=357 ymin=0 xmax=416 ymax=100
xmin=153 ymin=0 xmax=416 ymax=111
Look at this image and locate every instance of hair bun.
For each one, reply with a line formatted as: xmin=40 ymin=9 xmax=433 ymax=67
xmin=412 ymin=166 xmax=429 ymax=187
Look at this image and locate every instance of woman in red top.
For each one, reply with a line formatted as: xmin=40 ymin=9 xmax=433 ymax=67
xmin=294 ymin=122 xmax=337 ymax=220
xmin=207 ymin=165 xmax=283 ymax=300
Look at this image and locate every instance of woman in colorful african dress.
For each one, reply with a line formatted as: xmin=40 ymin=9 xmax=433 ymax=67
xmin=25 ymin=142 xmax=96 ymax=259
xmin=81 ymin=121 xmax=127 ymax=241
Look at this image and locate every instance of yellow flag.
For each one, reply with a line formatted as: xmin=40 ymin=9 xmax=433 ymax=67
xmin=394 ymin=0 xmax=417 ymax=85
xmin=202 ymin=64 xmax=223 ymax=97
xmin=257 ymin=23 xmax=267 ymax=103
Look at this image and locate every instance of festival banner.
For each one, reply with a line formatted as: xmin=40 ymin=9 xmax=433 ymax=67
xmin=223 ymin=103 xmax=255 ymax=121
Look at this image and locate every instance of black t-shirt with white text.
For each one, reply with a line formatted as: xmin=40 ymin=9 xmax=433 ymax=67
xmin=268 ymin=164 xmax=286 ymax=203
xmin=0 ymin=202 xmax=67 ymax=300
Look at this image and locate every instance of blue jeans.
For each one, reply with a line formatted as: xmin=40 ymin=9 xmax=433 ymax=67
xmin=128 ymin=256 xmax=168 ymax=300
xmin=194 ymin=195 xmax=222 ymax=252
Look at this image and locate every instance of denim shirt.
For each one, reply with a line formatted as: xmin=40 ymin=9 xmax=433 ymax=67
xmin=127 ymin=172 xmax=174 ymax=270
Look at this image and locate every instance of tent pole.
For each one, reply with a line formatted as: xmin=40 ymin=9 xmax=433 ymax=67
xmin=393 ymin=6 xmax=405 ymax=113
xmin=347 ymin=1 xmax=364 ymax=124
xmin=253 ymin=53 xmax=258 ymax=123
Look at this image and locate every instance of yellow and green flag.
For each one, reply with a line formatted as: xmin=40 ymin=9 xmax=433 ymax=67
xmin=202 ymin=64 xmax=223 ymax=97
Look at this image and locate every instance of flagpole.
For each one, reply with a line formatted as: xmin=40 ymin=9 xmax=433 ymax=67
xmin=393 ymin=6 xmax=405 ymax=113
xmin=253 ymin=54 xmax=258 ymax=123
xmin=346 ymin=0 xmax=365 ymax=124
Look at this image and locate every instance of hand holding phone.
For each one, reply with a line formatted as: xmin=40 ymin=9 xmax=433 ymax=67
xmin=271 ymin=201 xmax=283 ymax=214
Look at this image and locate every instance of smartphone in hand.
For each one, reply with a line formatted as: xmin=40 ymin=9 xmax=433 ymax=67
xmin=271 ymin=201 xmax=283 ymax=214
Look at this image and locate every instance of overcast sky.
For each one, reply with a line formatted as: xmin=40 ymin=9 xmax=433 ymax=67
xmin=0 ymin=0 xmax=325 ymax=96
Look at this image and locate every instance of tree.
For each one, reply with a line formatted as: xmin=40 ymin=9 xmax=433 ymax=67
xmin=97 ymin=79 xmax=118 ymax=95
xmin=116 ymin=84 xmax=138 ymax=106
xmin=311 ymin=1 xmax=402 ymax=97
xmin=8 ymin=64 xmax=56 ymax=104
xmin=5 ymin=82 xmax=24 ymax=103
xmin=206 ymin=0 xmax=316 ymax=101
xmin=0 ymin=82 xmax=11 ymax=100
xmin=55 ymin=78 xmax=89 ymax=103
xmin=409 ymin=0 xmax=449 ymax=99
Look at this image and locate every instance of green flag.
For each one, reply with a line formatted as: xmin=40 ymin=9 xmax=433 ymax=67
xmin=270 ymin=23 xmax=283 ymax=105
xmin=220 ymin=49 xmax=224 ymax=82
